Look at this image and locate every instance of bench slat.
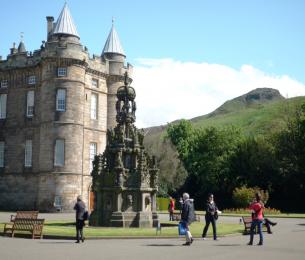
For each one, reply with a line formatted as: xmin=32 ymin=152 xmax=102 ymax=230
xmin=4 ymin=218 xmax=44 ymax=239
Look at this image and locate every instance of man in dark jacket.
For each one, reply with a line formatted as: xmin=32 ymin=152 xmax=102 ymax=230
xmin=73 ymin=195 xmax=86 ymax=243
xmin=181 ymin=192 xmax=195 ymax=246
xmin=202 ymin=193 xmax=220 ymax=240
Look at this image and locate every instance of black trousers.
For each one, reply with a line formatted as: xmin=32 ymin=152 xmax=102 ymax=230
xmin=169 ymin=211 xmax=174 ymax=221
xmin=76 ymin=219 xmax=84 ymax=241
xmin=264 ymin=218 xmax=275 ymax=233
xmin=202 ymin=215 xmax=217 ymax=239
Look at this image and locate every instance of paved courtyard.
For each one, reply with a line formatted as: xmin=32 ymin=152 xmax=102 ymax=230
xmin=0 ymin=213 xmax=304 ymax=260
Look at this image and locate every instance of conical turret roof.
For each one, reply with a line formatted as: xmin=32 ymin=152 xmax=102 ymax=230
xmin=102 ymin=22 xmax=125 ymax=56
xmin=53 ymin=3 xmax=79 ymax=38
xmin=18 ymin=41 xmax=26 ymax=53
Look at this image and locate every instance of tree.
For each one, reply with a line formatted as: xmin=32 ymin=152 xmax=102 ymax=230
xmin=167 ymin=119 xmax=194 ymax=163
xmin=167 ymin=122 xmax=242 ymax=208
xmin=273 ymin=103 xmax=305 ymax=211
xmin=229 ymin=136 xmax=279 ymax=192
xmin=144 ymin=128 xmax=188 ymax=197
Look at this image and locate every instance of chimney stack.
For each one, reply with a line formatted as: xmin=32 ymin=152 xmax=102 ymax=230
xmin=46 ymin=16 xmax=54 ymax=40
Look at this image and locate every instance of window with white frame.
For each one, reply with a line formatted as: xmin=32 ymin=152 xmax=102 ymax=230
xmin=26 ymin=90 xmax=35 ymax=117
xmin=28 ymin=75 xmax=36 ymax=85
xmin=54 ymin=139 xmax=65 ymax=166
xmin=24 ymin=140 xmax=32 ymax=167
xmin=89 ymin=142 xmax=97 ymax=172
xmin=0 ymin=94 xmax=7 ymax=119
xmin=56 ymin=89 xmax=66 ymax=111
xmin=0 ymin=141 xmax=4 ymax=168
xmin=1 ymin=80 xmax=8 ymax=88
xmin=57 ymin=67 xmax=67 ymax=77
xmin=92 ymin=78 xmax=98 ymax=88
xmin=90 ymin=93 xmax=97 ymax=120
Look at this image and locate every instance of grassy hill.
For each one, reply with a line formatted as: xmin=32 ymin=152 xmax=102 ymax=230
xmin=143 ymin=88 xmax=305 ymax=195
xmin=146 ymin=88 xmax=305 ymax=137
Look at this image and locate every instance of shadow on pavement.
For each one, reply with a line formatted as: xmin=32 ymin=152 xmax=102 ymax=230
xmin=213 ymin=244 xmax=242 ymax=246
xmin=145 ymin=244 xmax=179 ymax=247
xmin=39 ymin=241 xmax=75 ymax=244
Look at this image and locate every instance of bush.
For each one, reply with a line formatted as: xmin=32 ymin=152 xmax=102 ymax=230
xmin=157 ymin=197 xmax=170 ymax=211
xmin=223 ymin=207 xmax=281 ymax=215
xmin=232 ymin=186 xmax=269 ymax=208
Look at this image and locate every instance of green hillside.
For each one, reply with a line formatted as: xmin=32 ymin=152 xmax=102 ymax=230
xmin=191 ymin=96 xmax=305 ymax=136
xmin=145 ymin=88 xmax=305 ymax=141
xmin=143 ymin=88 xmax=305 ymax=195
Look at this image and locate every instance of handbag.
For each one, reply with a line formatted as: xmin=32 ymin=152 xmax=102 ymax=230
xmin=178 ymin=221 xmax=187 ymax=235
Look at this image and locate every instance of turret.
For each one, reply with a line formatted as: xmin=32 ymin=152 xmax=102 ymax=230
xmin=102 ymin=19 xmax=126 ymax=64
xmin=102 ymin=21 xmax=128 ymax=129
xmin=48 ymin=3 xmax=80 ymax=44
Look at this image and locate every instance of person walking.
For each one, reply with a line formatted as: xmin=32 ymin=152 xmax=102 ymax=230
xmin=248 ymin=193 xmax=264 ymax=246
xmin=181 ymin=193 xmax=195 ymax=246
xmin=202 ymin=193 xmax=220 ymax=240
xmin=73 ymin=195 xmax=86 ymax=243
xmin=168 ymin=196 xmax=175 ymax=221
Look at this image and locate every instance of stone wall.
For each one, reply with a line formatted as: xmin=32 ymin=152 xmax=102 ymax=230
xmin=0 ymin=174 xmax=38 ymax=210
xmin=0 ymin=28 xmax=131 ymax=212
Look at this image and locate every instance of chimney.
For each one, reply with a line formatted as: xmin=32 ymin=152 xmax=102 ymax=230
xmin=10 ymin=42 xmax=17 ymax=55
xmin=46 ymin=16 xmax=54 ymax=40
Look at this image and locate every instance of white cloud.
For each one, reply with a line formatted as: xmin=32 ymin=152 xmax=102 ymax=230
xmin=132 ymin=58 xmax=305 ymax=128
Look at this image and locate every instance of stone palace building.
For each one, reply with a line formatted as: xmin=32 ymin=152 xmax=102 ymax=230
xmin=0 ymin=3 xmax=132 ymax=211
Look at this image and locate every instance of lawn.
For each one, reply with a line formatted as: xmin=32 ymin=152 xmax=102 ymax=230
xmin=159 ymin=210 xmax=305 ymax=218
xmin=0 ymin=221 xmax=243 ymax=238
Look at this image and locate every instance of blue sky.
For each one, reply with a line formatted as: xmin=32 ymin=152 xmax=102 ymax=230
xmin=1 ymin=0 xmax=305 ymax=126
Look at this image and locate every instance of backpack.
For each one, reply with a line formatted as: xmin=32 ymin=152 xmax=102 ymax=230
xmin=83 ymin=211 xmax=89 ymax=221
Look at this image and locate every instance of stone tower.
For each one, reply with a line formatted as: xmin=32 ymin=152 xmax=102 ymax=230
xmin=90 ymin=73 xmax=159 ymax=228
xmin=102 ymin=20 xmax=128 ymax=129
xmin=0 ymin=3 xmax=132 ymax=212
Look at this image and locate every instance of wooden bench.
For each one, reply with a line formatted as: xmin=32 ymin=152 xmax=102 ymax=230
xmin=242 ymin=216 xmax=252 ymax=234
xmin=242 ymin=216 xmax=267 ymax=234
xmin=10 ymin=211 xmax=39 ymax=222
xmin=3 ymin=218 xmax=45 ymax=239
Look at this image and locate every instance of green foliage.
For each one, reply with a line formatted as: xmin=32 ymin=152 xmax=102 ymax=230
xmin=192 ymin=96 xmax=305 ymax=136
xmin=232 ymin=186 xmax=269 ymax=208
xmin=229 ymin=136 xmax=279 ymax=192
xmin=232 ymin=186 xmax=256 ymax=208
xmin=144 ymin=134 xmax=188 ymax=196
xmin=156 ymin=197 xmax=170 ymax=211
xmin=167 ymin=122 xmax=242 ymax=202
xmin=223 ymin=207 xmax=281 ymax=215
xmin=167 ymin=119 xmax=194 ymax=162
xmin=144 ymin=95 xmax=305 ymax=211
xmin=271 ymin=103 xmax=305 ymax=210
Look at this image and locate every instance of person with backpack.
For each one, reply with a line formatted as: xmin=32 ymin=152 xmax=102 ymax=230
xmin=180 ymin=193 xmax=195 ymax=246
xmin=73 ymin=195 xmax=87 ymax=243
xmin=202 ymin=193 xmax=220 ymax=240
xmin=248 ymin=193 xmax=264 ymax=246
